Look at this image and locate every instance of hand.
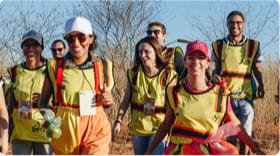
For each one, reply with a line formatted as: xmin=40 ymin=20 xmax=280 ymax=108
xmin=112 ymin=121 xmax=121 ymax=142
xmin=255 ymin=148 xmax=266 ymax=155
xmin=0 ymin=135 xmax=8 ymax=155
xmin=42 ymin=121 xmax=51 ymax=129
xmin=256 ymin=84 xmax=265 ymax=98
xmin=32 ymin=93 xmax=41 ymax=103
xmin=252 ymin=143 xmax=265 ymax=155
xmin=275 ymin=95 xmax=279 ymax=104
xmin=213 ymin=74 xmax=223 ymax=84
xmin=97 ymin=84 xmax=115 ymax=107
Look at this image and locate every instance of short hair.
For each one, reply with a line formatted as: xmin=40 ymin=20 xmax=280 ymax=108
xmin=51 ymin=39 xmax=66 ymax=48
xmin=147 ymin=22 xmax=166 ymax=34
xmin=227 ymin=10 xmax=245 ymax=22
xmin=134 ymin=36 xmax=167 ymax=68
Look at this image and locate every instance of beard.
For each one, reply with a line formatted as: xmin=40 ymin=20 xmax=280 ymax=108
xmin=229 ymin=30 xmax=243 ymax=38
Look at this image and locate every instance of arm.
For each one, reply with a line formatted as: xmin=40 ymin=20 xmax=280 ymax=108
xmin=7 ymin=87 xmax=16 ymax=116
xmin=112 ymin=81 xmax=131 ymax=141
xmin=213 ymin=62 xmax=223 ymax=84
xmin=145 ymin=105 xmax=175 ymax=154
xmin=227 ymin=111 xmax=264 ymax=154
xmin=0 ymin=86 xmax=9 ymax=155
xmin=252 ymin=62 xmax=264 ymax=98
xmin=39 ymin=77 xmax=52 ymax=109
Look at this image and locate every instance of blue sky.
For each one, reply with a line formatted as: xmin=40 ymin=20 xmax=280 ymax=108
xmin=0 ymin=0 xmax=279 ymax=60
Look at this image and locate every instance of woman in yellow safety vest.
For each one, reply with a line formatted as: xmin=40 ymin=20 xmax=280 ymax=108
xmin=145 ymin=40 xmax=264 ymax=155
xmin=39 ymin=16 xmax=115 ymax=155
xmin=7 ymin=30 xmax=53 ymax=155
xmin=112 ymin=36 xmax=178 ymax=155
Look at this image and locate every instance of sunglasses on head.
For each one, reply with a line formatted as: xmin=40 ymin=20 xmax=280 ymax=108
xmin=64 ymin=34 xmax=87 ymax=44
xmin=146 ymin=29 xmax=161 ymax=35
xmin=51 ymin=48 xmax=63 ymax=52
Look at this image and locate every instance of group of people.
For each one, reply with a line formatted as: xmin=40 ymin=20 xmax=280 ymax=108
xmin=0 ymin=10 xmax=267 ymax=155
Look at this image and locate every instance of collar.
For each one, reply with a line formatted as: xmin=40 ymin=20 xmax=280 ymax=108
xmin=225 ymin=35 xmax=247 ymax=46
xmin=64 ymin=52 xmax=99 ymax=69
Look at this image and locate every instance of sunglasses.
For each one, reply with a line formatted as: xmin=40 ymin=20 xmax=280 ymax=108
xmin=146 ymin=29 xmax=162 ymax=35
xmin=51 ymin=48 xmax=63 ymax=52
xmin=64 ymin=34 xmax=87 ymax=44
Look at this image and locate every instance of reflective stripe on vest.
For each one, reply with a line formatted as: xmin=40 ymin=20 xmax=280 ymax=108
xmin=9 ymin=66 xmax=18 ymax=83
xmin=221 ymin=71 xmax=251 ymax=79
xmin=215 ymin=85 xmax=227 ymax=113
xmin=54 ymin=60 xmax=101 ymax=108
xmin=164 ymin=48 xmax=176 ymax=64
xmin=131 ymin=101 xmax=165 ymax=114
xmin=171 ymin=125 xmax=210 ymax=140
xmin=171 ymin=84 xmax=183 ymax=108
xmin=212 ymin=39 xmax=259 ymax=99
xmin=130 ymin=66 xmax=172 ymax=114
xmin=131 ymin=66 xmax=172 ymax=89
xmin=170 ymin=84 xmax=227 ymax=139
xmin=8 ymin=64 xmax=46 ymax=109
xmin=212 ymin=39 xmax=259 ymax=73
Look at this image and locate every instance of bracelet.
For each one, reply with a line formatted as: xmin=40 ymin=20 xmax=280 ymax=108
xmin=115 ymin=119 xmax=122 ymax=124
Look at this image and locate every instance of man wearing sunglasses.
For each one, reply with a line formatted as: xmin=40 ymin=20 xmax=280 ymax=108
xmin=50 ymin=39 xmax=67 ymax=59
xmin=146 ymin=22 xmax=185 ymax=78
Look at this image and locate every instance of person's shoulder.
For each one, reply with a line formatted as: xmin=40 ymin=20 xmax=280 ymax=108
xmin=247 ymin=38 xmax=260 ymax=44
xmin=167 ymin=46 xmax=184 ymax=56
xmin=212 ymin=38 xmax=226 ymax=44
xmin=166 ymin=67 xmax=178 ymax=77
xmin=95 ymin=55 xmax=113 ymax=64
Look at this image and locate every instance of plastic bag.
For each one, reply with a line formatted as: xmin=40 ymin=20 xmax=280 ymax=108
xmin=40 ymin=108 xmax=62 ymax=139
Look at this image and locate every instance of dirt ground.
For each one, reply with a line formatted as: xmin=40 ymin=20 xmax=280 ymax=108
xmin=5 ymin=121 xmax=279 ymax=155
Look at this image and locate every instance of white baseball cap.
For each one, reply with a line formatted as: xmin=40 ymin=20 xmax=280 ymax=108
xmin=65 ymin=16 xmax=93 ymax=35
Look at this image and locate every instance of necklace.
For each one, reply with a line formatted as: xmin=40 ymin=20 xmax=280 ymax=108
xmin=186 ymin=80 xmax=208 ymax=91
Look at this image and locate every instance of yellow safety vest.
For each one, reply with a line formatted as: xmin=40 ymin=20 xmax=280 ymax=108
xmin=127 ymin=65 xmax=177 ymax=136
xmin=8 ymin=63 xmax=50 ymax=143
xmin=47 ymin=57 xmax=114 ymax=107
xmin=162 ymin=47 xmax=183 ymax=71
xmin=167 ymin=83 xmax=228 ymax=144
xmin=212 ymin=39 xmax=259 ymax=100
xmin=47 ymin=56 xmax=114 ymax=154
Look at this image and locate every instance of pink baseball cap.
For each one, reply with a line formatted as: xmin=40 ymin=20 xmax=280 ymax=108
xmin=185 ymin=40 xmax=210 ymax=59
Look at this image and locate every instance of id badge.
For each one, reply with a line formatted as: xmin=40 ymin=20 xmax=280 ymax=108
xmin=79 ymin=90 xmax=96 ymax=116
xmin=18 ymin=100 xmax=32 ymax=120
xmin=144 ymin=97 xmax=155 ymax=116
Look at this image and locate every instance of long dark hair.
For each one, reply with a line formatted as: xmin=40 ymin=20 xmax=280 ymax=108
xmin=89 ymin=31 xmax=97 ymax=52
xmin=134 ymin=36 xmax=167 ymax=68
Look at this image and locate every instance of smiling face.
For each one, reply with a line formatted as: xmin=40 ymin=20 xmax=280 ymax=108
xmin=22 ymin=39 xmax=43 ymax=63
xmin=227 ymin=14 xmax=245 ymax=38
xmin=138 ymin=42 xmax=157 ymax=68
xmin=65 ymin=31 xmax=93 ymax=64
xmin=185 ymin=51 xmax=210 ymax=77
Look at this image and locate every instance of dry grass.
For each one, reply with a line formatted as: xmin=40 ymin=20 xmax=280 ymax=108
xmin=108 ymin=57 xmax=280 ymax=155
